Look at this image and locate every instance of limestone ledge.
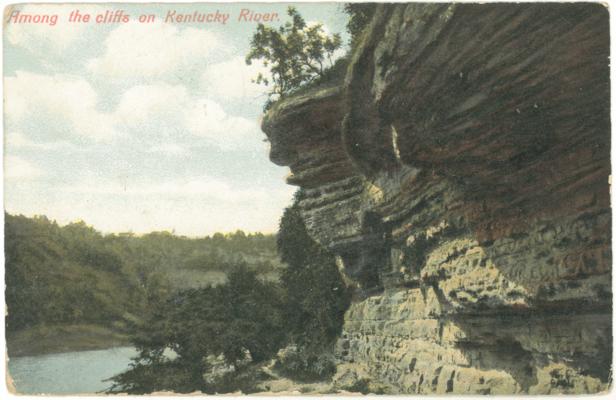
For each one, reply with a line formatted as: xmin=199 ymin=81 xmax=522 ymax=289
xmin=261 ymin=2 xmax=611 ymax=395
xmin=334 ymin=287 xmax=610 ymax=394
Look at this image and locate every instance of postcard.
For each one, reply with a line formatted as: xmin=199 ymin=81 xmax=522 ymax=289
xmin=2 ymin=1 xmax=612 ymax=396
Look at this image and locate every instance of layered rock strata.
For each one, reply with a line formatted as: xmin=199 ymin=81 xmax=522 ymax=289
xmin=262 ymin=3 xmax=611 ymax=394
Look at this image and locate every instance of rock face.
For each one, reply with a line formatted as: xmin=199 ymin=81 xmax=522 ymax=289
xmin=262 ymin=3 xmax=611 ymax=395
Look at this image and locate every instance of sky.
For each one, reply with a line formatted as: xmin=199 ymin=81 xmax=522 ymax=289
xmin=3 ymin=2 xmax=350 ymax=236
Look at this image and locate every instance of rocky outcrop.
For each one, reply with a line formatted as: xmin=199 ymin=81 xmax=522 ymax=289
xmin=262 ymin=3 xmax=611 ymax=394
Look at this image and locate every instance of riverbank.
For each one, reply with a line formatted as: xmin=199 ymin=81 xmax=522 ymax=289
xmin=6 ymin=324 xmax=132 ymax=357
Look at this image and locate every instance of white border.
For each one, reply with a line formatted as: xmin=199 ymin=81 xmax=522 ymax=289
xmin=0 ymin=1 xmax=614 ymax=399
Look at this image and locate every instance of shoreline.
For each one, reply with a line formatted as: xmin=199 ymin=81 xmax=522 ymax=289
xmin=6 ymin=323 xmax=132 ymax=358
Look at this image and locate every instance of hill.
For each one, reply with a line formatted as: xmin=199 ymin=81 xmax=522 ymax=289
xmin=4 ymin=213 xmax=282 ymax=356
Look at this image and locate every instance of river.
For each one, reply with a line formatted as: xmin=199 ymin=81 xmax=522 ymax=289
xmin=7 ymin=347 xmax=138 ymax=395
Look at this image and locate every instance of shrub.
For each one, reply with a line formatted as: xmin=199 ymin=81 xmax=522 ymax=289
xmin=274 ymin=345 xmax=337 ymax=382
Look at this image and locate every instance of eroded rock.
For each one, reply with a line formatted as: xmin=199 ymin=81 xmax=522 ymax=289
xmin=261 ymin=3 xmax=611 ymax=395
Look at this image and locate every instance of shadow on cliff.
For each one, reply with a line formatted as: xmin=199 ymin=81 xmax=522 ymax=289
xmin=261 ymin=2 xmax=613 ymax=392
xmin=344 ymin=2 xmax=613 ymax=384
xmin=453 ymin=309 xmax=612 ymax=388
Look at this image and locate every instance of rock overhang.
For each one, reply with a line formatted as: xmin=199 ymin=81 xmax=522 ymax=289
xmin=259 ymin=4 xmax=611 ymax=393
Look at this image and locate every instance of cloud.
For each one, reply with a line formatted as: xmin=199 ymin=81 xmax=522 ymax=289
xmin=6 ymin=173 xmax=296 ymax=236
xmin=146 ymin=143 xmax=187 ymax=156
xmin=4 ymin=71 xmax=117 ymax=141
xmin=201 ymin=56 xmax=269 ymax=101
xmin=115 ymin=83 xmax=259 ymax=149
xmin=5 ymin=4 xmax=104 ymax=55
xmin=4 ymin=74 xmax=259 ymax=151
xmin=60 ymin=175 xmax=281 ymax=204
xmin=6 ymin=131 xmax=38 ymax=148
xmin=115 ymin=83 xmax=188 ymax=128
xmin=5 ymin=192 xmax=293 ymax=236
xmin=4 ymin=155 xmax=44 ymax=180
xmin=5 ymin=131 xmax=89 ymax=152
xmin=3 ymin=2 xmax=345 ymax=236
xmin=184 ymin=98 xmax=257 ymax=145
xmin=87 ymin=22 xmax=226 ymax=80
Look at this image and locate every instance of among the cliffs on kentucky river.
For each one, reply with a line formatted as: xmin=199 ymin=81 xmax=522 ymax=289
xmin=3 ymin=1 xmax=612 ymax=396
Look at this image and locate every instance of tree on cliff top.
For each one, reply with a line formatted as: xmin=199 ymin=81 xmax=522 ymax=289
xmin=245 ymin=6 xmax=342 ymax=103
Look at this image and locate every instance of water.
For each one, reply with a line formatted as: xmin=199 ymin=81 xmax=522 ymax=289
xmin=7 ymin=347 xmax=138 ymax=395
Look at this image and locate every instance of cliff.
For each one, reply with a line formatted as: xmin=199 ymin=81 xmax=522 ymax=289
xmin=262 ymin=3 xmax=611 ymax=395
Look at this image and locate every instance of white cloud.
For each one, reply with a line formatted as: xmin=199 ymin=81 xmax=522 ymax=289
xmin=147 ymin=143 xmax=187 ymax=156
xmin=4 ymin=155 xmax=44 ymax=180
xmin=5 ymin=132 xmax=37 ymax=148
xmin=6 ymin=175 xmax=296 ymax=236
xmin=87 ymin=22 xmax=225 ymax=80
xmin=5 ymin=73 xmax=259 ymax=151
xmin=185 ymin=98 xmax=257 ymax=144
xmin=115 ymin=83 xmax=188 ymax=128
xmin=60 ymin=175 xmax=280 ymax=204
xmin=5 ymin=4 xmax=104 ymax=55
xmin=201 ymin=56 xmax=269 ymax=100
xmin=115 ymin=83 xmax=258 ymax=148
xmin=5 ymin=131 xmax=88 ymax=152
xmin=3 ymin=3 xmax=345 ymax=236
xmin=4 ymin=71 xmax=117 ymax=141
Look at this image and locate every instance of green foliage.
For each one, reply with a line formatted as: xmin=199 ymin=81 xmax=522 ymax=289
xmin=274 ymin=345 xmax=337 ymax=382
xmin=4 ymin=213 xmax=281 ymax=338
xmin=107 ymin=264 xmax=286 ymax=394
xmin=105 ymin=189 xmax=351 ymax=393
xmin=4 ymin=214 xmax=144 ymax=332
xmin=276 ymin=192 xmax=351 ymax=378
xmin=246 ymin=6 xmax=342 ymax=102
xmin=6 ymin=185 xmax=352 ymax=393
xmin=343 ymin=3 xmax=377 ymax=47
xmin=342 ymin=378 xmax=372 ymax=395
xmin=105 ymin=360 xmax=203 ymax=395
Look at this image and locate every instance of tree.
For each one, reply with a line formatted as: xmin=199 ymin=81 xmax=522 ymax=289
xmin=275 ymin=193 xmax=351 ymax=380
xmin=4 ymin=212 xmax=281 ymax=359
xmin=246 ymin=6 xmax=342 ymax=101
xmin=107 ymin=263 xmax=286 ymax=394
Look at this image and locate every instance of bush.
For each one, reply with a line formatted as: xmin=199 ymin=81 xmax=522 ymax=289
xmin=274 ymin=345 xmax=337 ymax=382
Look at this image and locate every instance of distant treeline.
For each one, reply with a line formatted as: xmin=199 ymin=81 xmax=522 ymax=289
xmin=4 ymin=213 xmax=281 ymax=333
xmin=5 ymin=197 xmax=352 ymax=394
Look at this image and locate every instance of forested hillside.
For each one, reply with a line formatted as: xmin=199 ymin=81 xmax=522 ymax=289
xmin=4 ymin=213 xmax=281 ymax=355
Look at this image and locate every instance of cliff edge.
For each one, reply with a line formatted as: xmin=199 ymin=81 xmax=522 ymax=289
xmin=262 ymin=3 xmax=611 ymax=394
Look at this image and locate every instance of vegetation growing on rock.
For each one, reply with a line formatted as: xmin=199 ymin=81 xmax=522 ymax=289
xmin=245 ymin=6 xmax=342 ymax=108
xmin=274 ymin=191 xmax=351 ymax=381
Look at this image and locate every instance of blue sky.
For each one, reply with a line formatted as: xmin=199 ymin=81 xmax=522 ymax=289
xmin=3 ymin=3 xmax=349 ymax=236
